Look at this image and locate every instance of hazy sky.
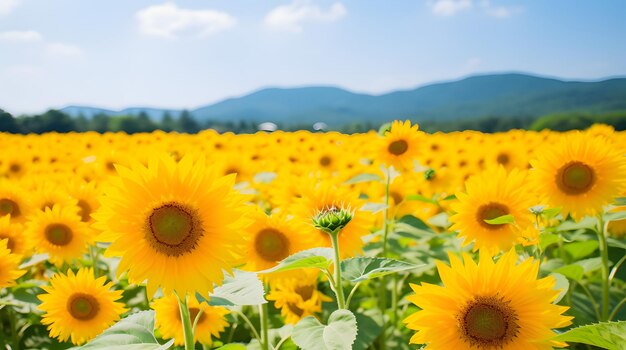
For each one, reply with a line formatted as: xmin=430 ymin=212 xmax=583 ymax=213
xmin=1 ymin=0 xmax=625 ymax=114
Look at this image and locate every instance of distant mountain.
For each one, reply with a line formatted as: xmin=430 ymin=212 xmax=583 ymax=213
xmin=60 ymin=73 xmax=626 ymax=126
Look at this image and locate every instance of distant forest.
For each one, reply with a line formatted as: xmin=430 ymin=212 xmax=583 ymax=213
xmin=1 ymin=108 xmax=626 ymax=134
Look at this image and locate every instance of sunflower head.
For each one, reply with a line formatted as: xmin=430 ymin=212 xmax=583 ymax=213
xmin=404 ymin=249 xmax=572 ymax=349
xmin=37 ymin=268 xmax=127 ymax=345
xmin=0 ymin=238 xmax=25 ymax=288
xmin=377 ymin=120 xmax=421 ymax=170
xmin=94 ymin=155 xmax=251 ymax=298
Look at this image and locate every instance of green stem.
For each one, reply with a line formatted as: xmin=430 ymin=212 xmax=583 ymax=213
xmin=378 ymin=167 xmax=391 ymax=350
xmin=609 ymin=254 xmax=626 ymax=286
xmin=329 ymin=230 xmax=346 ymax=309
xmin=596 ymin=215 xmax=610 ymax=321
xmin=90 ymin=245 xmax=100 ymax=277
xmin=345 ymin=281 xmax=362 ymax=309
xmin=176 ymin=294 xmax=195 ymax=350
xmin=259 ymin=303 xmax=270 ymax=350
xmin=391 ymin=274 xmax=398 ymax=326
xmin=9 ymin=307 xmax=20 ymax=350
xmin=275 ymin=335 xmax=291 ymax=350
xmin=609 ymin=297 xmax=626 ymax=321
xmin=230 ymin=309 xmax=262 ymax=343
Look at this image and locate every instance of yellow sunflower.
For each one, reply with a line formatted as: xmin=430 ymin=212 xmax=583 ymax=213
xmin=38 ymin=268 xmax=127 ymax=345
xmin=404 ymin=249 xmax=572 ymax=349
xmin=0 ymin=179 xmax=32 ymax=224
xmin=607 ymin=206 xmax=626 ymax=238
xmin=243 ymin=208 xmax=315 ymax=272
xmin=450 ymin=167 xmax=536 ymax=254
xmin=266 ymin=269 xmax=332 ymax=325
xmin=153 ymin=294 xmax=229 ymax=346
xmin=0 ymin=215 xmax=29 ymax=257
xmin=291 ymin=181 xmax=373 ymax=258
xmin=377 ymin=120 xmax=421 ymax=170
xmin=25 ymin=205 xmax=91 ymax=265
xmin=530 ymin=132 xmax=626 ymax=220
xmin=93 ymin=155 xmax=251 ymax=298
xmin=0 ymin=238 xmax=25 ymax=288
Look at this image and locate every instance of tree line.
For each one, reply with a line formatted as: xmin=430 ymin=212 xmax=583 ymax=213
xmin=1 ymin=108 xmax=625 ymax=134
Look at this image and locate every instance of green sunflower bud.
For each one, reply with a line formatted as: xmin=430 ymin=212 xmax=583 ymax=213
xmin=312 ymin=205 xmax=354 ymax=235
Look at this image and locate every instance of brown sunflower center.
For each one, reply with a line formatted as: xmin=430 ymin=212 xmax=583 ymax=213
xmin=390 ymin=191 xmax=404 ymax=205
xmin=146 ymin=203 xmax=204 ymax=257
xmin=0 ymin=198 xmax=20 ymax=218
xmin=556 ymin=161 xmax=595 ymax=195
xmin=9 ymin=163 xmax=21 ymax=174
xmin=254 ymin=228 xmax=289 ymax=262
xmin=67 ymin=293 xmax=100 ymax=321
xmin=0 ymin=234 xmax=15 ymax=251
xmin=177 ymin=307 xmax=206 ymax=324
xmin=319 ymin=156 xmax=332 ymax=167
xmin=476 ymin=202 xmax=510 ymax=230
xmin=496 ymin=153 xmax=510 ymax=165
xmin=287 ymin=302 xmax=305 ymax=317
xmin=388 ymin=139 xmax=409 ymax=156
xmin=77 ymin=200 xmax=92 ymax=222
xmin=459 ymin=296 xmax=519 ymax=348
xmin=295 ymin=285 xmax=315 ymax=301
xmin=45 ymin=223 xmax=73 ymax=246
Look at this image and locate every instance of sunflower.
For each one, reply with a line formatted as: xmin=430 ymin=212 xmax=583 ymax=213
xmin=450 ymin=167 xmax=536 ymax=254
xmin=266 ymin=269 xmax=332 ymax=324
xmin=0 ymin=215 xmax=29 ymax=256
xmin=243 ymin=208 xmax=315 ymax=272
xmin=37 ymin=268 xmax=127 ymax=345
xmin=404 ymin=249 xmax=572 ymax=349
xmin=0 ymin=238 xmax=25 ymax=288
xmin=377 ymin=120 xmax=421 ymax=170
xmin=153 ymin=294 xmax=229 ymax=346
xmin=25 ymin=204 xmax=91 ymax=265
xmin=0 ymin=179 xmax=32 ymax=224
xmin=530 ymin=132 xmax=626 ymax=220
xmin=607 ymin=206 xmax=626 ymax=238
xmin=93 ymin=155 xmax=251 ymax=298
xmin=66 ymin=180 xmax=100 ymax=223
xmin=291 ymin=181 xmax=373 ymax=258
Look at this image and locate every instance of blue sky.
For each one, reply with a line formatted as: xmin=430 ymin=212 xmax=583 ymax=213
xmin=1 ymin=0 xmax=625 ymax=114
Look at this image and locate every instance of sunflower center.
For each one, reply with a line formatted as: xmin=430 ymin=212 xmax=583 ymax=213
xmin=77 ymin=200 xmax=92 ymax=222
xmin=9 ymin=163 xmax=21 ymax=174
xmin=459 ymin=296 xmax=519 ymax=347
xmin=477 ymin=202 xmax=510 ymax=230
xmin=146 ymin=203 xmax=204 ymax=257
xmin=255 ymin=228 xmax=289 ymax=262
xmin=319 ymin=156 xmax=332 ymax=167
xmin=295 ymin=285 xmax=315 ymax=300
xmin=0 ymin=198 xmax=20 ymax=218
xmin=287 ymin=302 xmax=305 ymax=317
xmin=390 ymin=191 xmax=404 ymax=205
xmin=556 ymin=161 xmax=595 ymax=195
xmin=45 ymin=224 xmax=73 ymax=246
xmin=388 ymin=139 xmax=409 ymax=156
xmin=177 ymin=307 xmax=206 ymax=323
xmin=496 ymin=153 xmax=510 ymax=165
xmin=0 ymin=235 xmax=15 ymax=251
xmin=67 ymin=293 xmax=100 ymax=321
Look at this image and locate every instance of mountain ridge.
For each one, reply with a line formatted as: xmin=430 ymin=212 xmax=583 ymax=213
xmin=60 ymin=73 xmax=626 ymax=126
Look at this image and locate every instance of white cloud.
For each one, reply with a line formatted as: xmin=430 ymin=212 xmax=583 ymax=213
xmin=46 ymin=43 xmax=85 ymax=57
xmin=0 ymin=0 xmax=20 ymax=15
xmin=0 ymin=30 xmax=43 ymax=43
xmin=430 ymin=0 xmax=472 ymax=16
xmin=136 ymin=2 xmax=236 ymax=39
xmin=264 ymin=1 xmax=347 ymax=33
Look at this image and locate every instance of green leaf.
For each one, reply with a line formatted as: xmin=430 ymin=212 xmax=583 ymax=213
xmin=605 ymin=210 xmax=626 ymax=222
xmin=353 ymin=313 xmax=383 ymax=350
xmin=292 ymin=309 xmax=358 ymax=350
xmin=442 ymin=194 xmax=457 ymax=201
xmin=215 ymin=344 xmax=247 ymax=350
xmin=542 ymin=207 xmax=562 ymax=219
xmin=564 ymin=241 xmax=599 ymax=260
xmin=540 ymin=233 xmax=561 ymax=251
xmin=483 ymin=214 xmax=515 ymax=225
xmin=550 ymin=273 xmax=569 ymax=304
xmin=614 ymin=197 xmax=626 ymax=206
xmin=343 ymin=173 xmax=382 ymax=184
xmin=258 ymin=248 xmax=334 ymax=274
xmin=18 ymin=253 xmax=49 ymax=269
xmin=427 ymin=212 xmax=450 ymax=228
xmin=553 ymin=264 xmax=584 ymax=281
xmin=79 ymin=311 xmax=174 ymax=350
xmin=574 ymin=257 xmax=603 ymax=274
xmin=197 ymin=270 xmax=266 ymax=306
xmin=341 ymin=257 xmax=426 ymax=282
xmin=553 ymin=321 xmax=626 ymax=350
xmin=607 ymin=238 xmax=626 ymax=250
xmin=406 ymin=194 xmax=437 ymax=205
xmin=362 ymin=203 xmax=387 ymax=213
xmin=557 ymin=217 xmax=598 ymax=231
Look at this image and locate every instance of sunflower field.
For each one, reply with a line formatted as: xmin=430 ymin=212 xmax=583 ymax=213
xmin=1 ymin=121 xmax=626 ymax=350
